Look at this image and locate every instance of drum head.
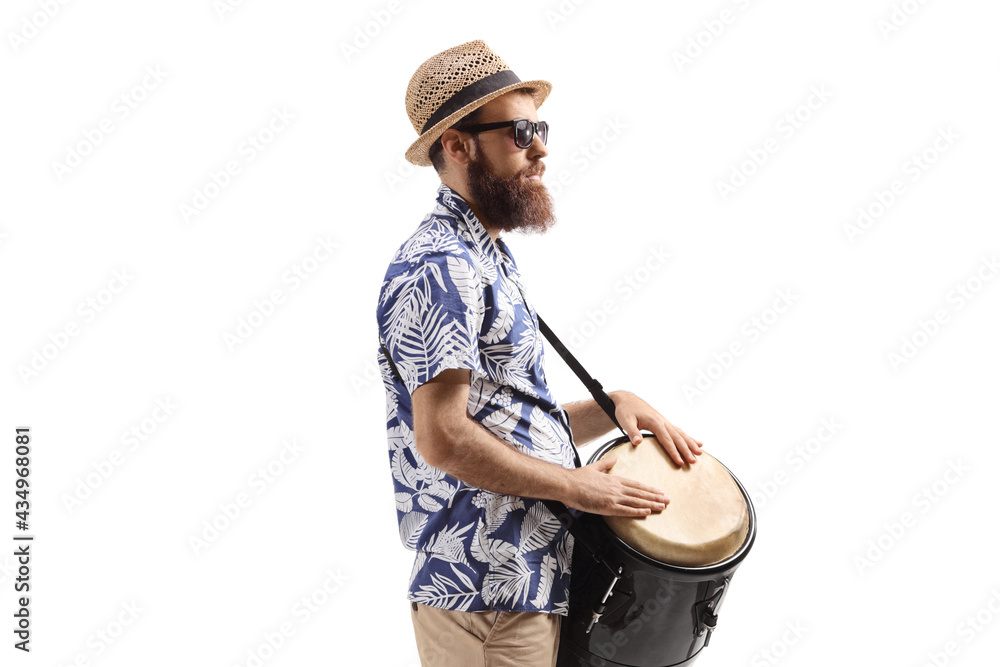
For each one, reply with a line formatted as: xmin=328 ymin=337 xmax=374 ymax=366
xmin=601 ymin=436 xmax=749 ymax=567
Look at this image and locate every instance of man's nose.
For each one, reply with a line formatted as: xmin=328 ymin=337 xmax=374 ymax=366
xmin=528 ymin=128 xmax=549 ymax=158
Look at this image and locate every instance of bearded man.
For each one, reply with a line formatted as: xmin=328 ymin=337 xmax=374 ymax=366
xmin=376 ymin=40 xmax=704 ymax=667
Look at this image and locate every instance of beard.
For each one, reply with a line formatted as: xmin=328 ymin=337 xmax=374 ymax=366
xmin=465 ymin=147 xmax=556 ymax=235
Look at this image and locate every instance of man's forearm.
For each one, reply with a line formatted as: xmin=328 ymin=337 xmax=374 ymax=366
xmin=563 ymin=391 xmax=626 ymax=445
xmin=428 ymin=414 xmax=576 ymax=504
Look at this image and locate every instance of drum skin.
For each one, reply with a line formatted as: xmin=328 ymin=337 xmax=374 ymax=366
xmin=556 ymin=435 xmax=756 ymax=667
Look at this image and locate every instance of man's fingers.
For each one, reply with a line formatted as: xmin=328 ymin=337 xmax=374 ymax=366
xmin=611 ymin=486 xmax=668 ymax=514
xmin=654 ymin=423 xmax=698 ymax=465
xmin=654 ymin=430 xmax=685 ymax=467
xmin=617 ymin=412 xmax=643 ymax=446
xmin=592 ymin=456 xmax=617 ymax=472
xmin=617 ymin=476 xmax=668 ymax=502
xmin=676 ymin=426 xmax=704 ymax=455
xmin=670 ymin=424 xmax=698 ymax=464
xmin=615 ymin=505 xmax=656 ymax=517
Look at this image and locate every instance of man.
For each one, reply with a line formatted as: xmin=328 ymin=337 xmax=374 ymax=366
xmin=376 ymin=40 xmax=703 ymax=667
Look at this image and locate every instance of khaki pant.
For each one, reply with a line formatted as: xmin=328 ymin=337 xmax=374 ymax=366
xmin=410 ymin=602 xmax=561 ymax=667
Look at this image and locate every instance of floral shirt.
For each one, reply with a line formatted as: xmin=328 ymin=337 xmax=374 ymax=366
xmin=376 ymin=184 xmax=577 ymax=614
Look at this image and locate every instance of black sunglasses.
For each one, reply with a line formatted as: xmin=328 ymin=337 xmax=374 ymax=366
xmin=458 ymin=119 xmax=549 ymax=149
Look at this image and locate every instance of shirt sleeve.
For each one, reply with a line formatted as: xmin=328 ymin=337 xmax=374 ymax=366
xmin=377 ymin=251 xmax=486 ymax=394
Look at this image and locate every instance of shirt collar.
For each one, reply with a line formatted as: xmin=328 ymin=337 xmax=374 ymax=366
xmin=436 ymin=183 xmax=503 ymax=264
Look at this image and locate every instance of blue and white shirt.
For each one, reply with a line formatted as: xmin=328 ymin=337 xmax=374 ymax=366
xmin=376 ymin=184 xmax=577 ymax=614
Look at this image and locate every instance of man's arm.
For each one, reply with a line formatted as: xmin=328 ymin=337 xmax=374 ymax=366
xmin=412 ymin=369 xmax=669 ymax=516
xmin=564 ymin=391 xmax=704 ymax=466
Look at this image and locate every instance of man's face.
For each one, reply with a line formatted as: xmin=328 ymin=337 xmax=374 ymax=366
xmin=464 ymin=91 xmax=555 ymax=234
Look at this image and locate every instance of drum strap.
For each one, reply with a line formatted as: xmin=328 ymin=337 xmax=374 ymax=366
xmin=536 ymin=315 xmax=628 ymax=440
xmin=534 ymin=315 xmax=629 ymax=581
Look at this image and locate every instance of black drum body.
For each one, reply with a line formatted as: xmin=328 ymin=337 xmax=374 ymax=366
xmin=557 ymin=437 xmax=757 ymax=667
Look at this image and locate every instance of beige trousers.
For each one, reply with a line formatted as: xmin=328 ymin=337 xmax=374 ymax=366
xmin=410 ymin=602 xmax=561 ymax=667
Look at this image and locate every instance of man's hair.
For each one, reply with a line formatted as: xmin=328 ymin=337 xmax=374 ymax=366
xmin=427 ymin=88 xmax=537 ymax=175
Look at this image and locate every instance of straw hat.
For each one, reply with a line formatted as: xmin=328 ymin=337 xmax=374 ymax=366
xmin=404 ymin=40 xmax=552 ymax=166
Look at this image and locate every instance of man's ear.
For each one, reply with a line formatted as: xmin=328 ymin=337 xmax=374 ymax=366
xmin=440 ymin=128 xmax=474 ymax=169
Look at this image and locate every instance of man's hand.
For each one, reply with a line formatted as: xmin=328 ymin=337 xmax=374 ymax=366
xmin=612 ymin=391 xmax=704 ymax=466
xmin=566 ymin=455 xmax=668 ymax=516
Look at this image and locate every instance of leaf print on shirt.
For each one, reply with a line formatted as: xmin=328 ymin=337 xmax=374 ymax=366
xmin=398 ymin=222 xmax=460 ymax=261
xmin=519 ymin=502 xmax=561 ymax=555
xmin=384 ymin=385 xmax=399 ymax=425
xmin=481 ymin=343 xmax=538 ymax=398
xmin=474 ymin=492 xmax=526 ymax=534
xmin=422 ymin=521 xmax=475 ymax=568
xmin=485 ymin=288 xmax=515 ymax=344
xmin=382 ymin=263 xmax=478 ymax=389
xmin=412 ymin=563 xmax=479 ymax=612
xmin=532 ymin=553 xmax=557 ymax=609
xmin=555 ymin=529 xmax=574 ymax=574
xmin=467 ymin=375 xmax=495 ymax=417
xmin=481 ymin=402 xmax=523 ymax=447
xmin=387 ymin=422 xmax=410 ymax=453
xmin=471 ymin=517 xmax=518 ymax=566
xmin=483 ymin=554 xmax=534 ymax=608
xmin=399 ymin=512 xmax=428 ymax=550
xmin=528 ymin=405 xmax=570 ymax=466
xmin=391 ymin=448 xmax=419 ymax=490
xmin=395 ymin=492 xmax=414 ymax=513
xmin=445 ymin=255 xmax=485 ymax=324
xmin=396 ymin=301 xmax=475 ymax=388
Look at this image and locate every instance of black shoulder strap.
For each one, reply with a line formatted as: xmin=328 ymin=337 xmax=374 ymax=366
xmin=536 ymin=315 xmax=626 ymax=437
xmin=534 ymin=314 xmax=631 ymax=578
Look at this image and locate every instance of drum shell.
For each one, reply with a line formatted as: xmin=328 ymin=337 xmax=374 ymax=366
xmin=557 ymin=437 xmax=756 ymax=667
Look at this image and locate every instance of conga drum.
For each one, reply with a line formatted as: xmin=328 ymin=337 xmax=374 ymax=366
xmin=556 ymin=433 xmax=756 ymax=667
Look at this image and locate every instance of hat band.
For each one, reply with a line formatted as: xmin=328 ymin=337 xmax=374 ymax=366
xmin=420 ymin=69 xmax=522 ymax=134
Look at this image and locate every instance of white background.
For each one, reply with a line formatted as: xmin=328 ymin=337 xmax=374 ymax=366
xmin=2 ymin=0 xmax=999 ymax=665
